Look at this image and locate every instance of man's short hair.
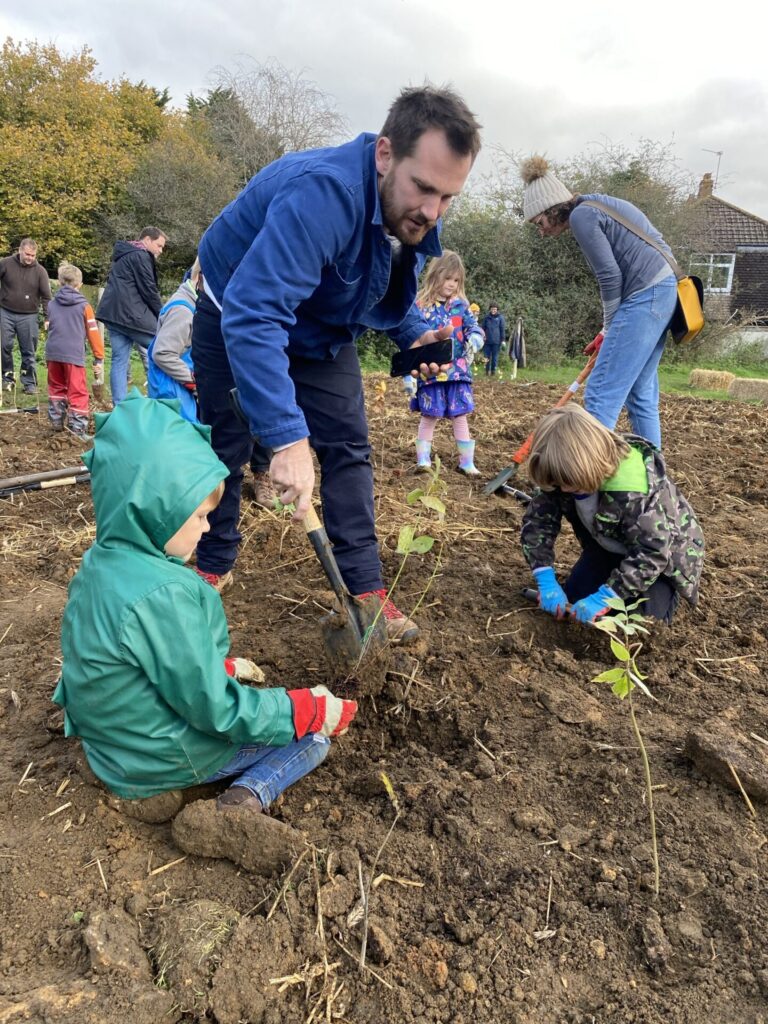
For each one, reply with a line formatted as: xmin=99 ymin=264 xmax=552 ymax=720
xmin=379 ymin=85 xmax=482 ymax=161
xmin=19 ymin=238 xmax=37 ymax=251
xmin=57 ymin=262 xmax=83 ymax=288
xmin=138 ymin=226 xmax=166 ymax=242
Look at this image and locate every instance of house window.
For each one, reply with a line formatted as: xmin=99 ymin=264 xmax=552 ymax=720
xmin=690 ymin=253 xmax=735 ymax=293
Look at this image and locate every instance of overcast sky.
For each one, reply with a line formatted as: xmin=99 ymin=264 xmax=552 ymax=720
xmin=4 ymin=0 xmax=767 ymax=218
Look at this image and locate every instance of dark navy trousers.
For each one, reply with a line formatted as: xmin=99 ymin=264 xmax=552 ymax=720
xmin=564 ymin=535 xmax=678 ymax=623
xmin=191 ymin=293 xmax=383 ymax=594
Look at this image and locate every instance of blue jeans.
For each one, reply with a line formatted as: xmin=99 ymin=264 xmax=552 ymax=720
xmin=106 ymin=325 xmax=153 ymax=404
xmin=204 ymin=734 xmax=330 ymax=807
xmin=584 ymin=276 xmax=677 ymax=448
xmin=191 ymin=293 xmax=382 ymax=592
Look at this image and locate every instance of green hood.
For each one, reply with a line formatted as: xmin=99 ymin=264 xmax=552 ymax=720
xmin=83 ymin=389 xmax=227 ymax=556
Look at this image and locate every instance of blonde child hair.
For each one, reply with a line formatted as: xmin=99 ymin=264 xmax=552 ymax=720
xmin=527 ymin=405 xmax=630 ymax=493
xmin=57 ymin=262 xmax=83 ymax=288
xmin=417 ymin=250 xmax=468 ymax=308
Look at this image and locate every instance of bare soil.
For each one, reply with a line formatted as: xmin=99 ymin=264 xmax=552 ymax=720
xmin=1 ymin=379 xmax=767 ymax=1024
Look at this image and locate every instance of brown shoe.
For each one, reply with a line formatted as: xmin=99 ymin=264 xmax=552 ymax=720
xmin=217 ymin=786 xmax=264 ymax=812
xmin=194 ymin=567 xmax=234 ymax=593
xmin=249 ymin=471 xmax=277 ymax=509
xmin=355 ymin=588 xmax=419 ymax=644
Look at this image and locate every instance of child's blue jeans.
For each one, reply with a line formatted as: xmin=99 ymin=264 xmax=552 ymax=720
xmin=204 ymin=734 xmax=330 ymax=808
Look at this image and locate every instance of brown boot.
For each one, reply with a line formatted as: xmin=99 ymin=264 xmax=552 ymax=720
xmin=217 ymin=786 xmax=264 ymax=812
xmin=250 ymin=471 xmax=277 ymax=509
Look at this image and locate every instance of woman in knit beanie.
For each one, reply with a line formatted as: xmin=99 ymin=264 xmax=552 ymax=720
xmin=520 ymin=156 xmax=678 ymax=449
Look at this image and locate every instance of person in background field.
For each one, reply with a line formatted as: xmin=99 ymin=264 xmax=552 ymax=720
xmin=0 ymin=238 xmax=52 ymax=394
xmin=148 ymin=261 xmax=275 ymax=507
xmin=521 ymin=405 xmax=704 ymax=624
xmin=481 ymin=302 xmax=506 ymax=376
xmin=53 ymin=393 xmax=356 ymax=825
xmin=407 ymin=250 xmax=484 ymax=476
xmin=192 ymin=85 xmax=482 ymax=643
xmin=44 ymin=263 xmax=104 ymax=438
xmin=521 ymin=156 xmax=678 ymax=449
xmin=96 ymin=226 xmax=166 ymax=406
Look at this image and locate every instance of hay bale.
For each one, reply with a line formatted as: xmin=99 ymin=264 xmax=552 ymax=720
xmin=727 ymin=377 xmax=768 ymax=403
xmin=688 ymin=369 xmax=736 ymax=390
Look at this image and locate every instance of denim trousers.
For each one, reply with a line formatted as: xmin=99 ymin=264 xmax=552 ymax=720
xmin=106 ymin=325 xmax=153 ymax=404
xmin=583 ymin=276 xmax=677 ymax=448
xmin=1 ymin=310 xmax=39 ymax=386
xmin=191 ymin=293 xmax=383 ymax=592
xmin=484 ymin=344 xmax=500 ymax=375
xmin=564 ymin=536 xmax=679 ymax=623
xmin=204 ymin=733 xmax=330 ymax=807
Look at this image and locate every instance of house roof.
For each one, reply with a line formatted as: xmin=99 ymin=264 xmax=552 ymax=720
xmin=691 ymin=193 xmax=768 ymax=250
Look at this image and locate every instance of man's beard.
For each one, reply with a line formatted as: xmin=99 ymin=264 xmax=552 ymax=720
xmin=379 ymin=174 xmax=433 ymax=246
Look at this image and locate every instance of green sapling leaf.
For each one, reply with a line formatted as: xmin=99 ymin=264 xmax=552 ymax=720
xmin=610 ymin=638 xmax=631 ymax=662
xmin=409 ymin=535 xmax=435 ymax=554
xmin=592 ymin=668 xmax=626 ymax=684
xmin=396 ymin=525 xmax=415 ymax=554
xmin=418 ymin=495 xmax=446 ymax=520
xmin=406 ymin=488 xmax=425 ymax=506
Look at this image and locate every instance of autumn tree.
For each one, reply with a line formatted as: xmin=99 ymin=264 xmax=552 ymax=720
xmin=0 ymin=39 xmax=165 ymax=273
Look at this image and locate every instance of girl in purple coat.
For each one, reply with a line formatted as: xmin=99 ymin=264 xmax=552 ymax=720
xmin=408 ymin=251 xmax=484 ymax=475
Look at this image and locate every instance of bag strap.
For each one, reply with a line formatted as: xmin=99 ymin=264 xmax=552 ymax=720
xmin=580 ymin=199 xmax=684 ymax=281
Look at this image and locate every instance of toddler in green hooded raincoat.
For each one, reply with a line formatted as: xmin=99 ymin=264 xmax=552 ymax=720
xmin=54 ymin=391 xmax=356 ymax=811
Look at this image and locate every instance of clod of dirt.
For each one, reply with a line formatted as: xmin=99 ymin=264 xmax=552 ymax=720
xmin=317 ymin=875 xmax=357 ymax=918
xmin=685 ymin=721 xmax=768 ymax=802
xmin=640 ymin=909 xmax=673 ymax=973
xmin=108 ymin=789 xmax=185 ymax=824
xmin=148 ymin=899 xmax=240 ymax=1017
xmin=513 ymin=805 xmax=555 ymax=834
xmin=0 ymin=979 xmax=176 ymax=1024
xmin=533 ymin=679 xmax=603 ymax=725
xmin=171 ymin=798 xmax=302 ymax=874
xmin=83 ymin=907 xmax=153 ymax=982
xmin=369 ymin=918 xmax=396 ymax=964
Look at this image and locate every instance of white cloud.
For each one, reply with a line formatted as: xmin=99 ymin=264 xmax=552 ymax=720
xmin=2 ymin=0 xmax=767 ymax=216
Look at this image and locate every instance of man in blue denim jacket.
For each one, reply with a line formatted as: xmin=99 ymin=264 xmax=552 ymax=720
xmin=192 ymin=86 xmax=482 ymax=641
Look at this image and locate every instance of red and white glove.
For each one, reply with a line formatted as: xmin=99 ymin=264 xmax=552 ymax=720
xmin=583 ymin=332 xmax=604 ymax=356
xmin=224 ymin=657 xmax=265 ymax=683
xmin=93 ymin=359 xmax=104 ymax=385
xmin=288 ymin=686 xmax=357 ymax=739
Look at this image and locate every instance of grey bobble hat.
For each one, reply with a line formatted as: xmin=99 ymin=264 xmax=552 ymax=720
xmin=520 ymin=155 xmax=573 ymax=221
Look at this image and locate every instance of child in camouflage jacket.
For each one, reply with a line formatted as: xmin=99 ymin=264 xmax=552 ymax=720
xmin=521 ymin=405 xmax=704 ymax=624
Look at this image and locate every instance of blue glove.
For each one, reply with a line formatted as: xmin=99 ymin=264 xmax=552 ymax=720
xmin=570 ymin=584 xmax=617 ymax=624
xmin=533 ymin=566 xmax=568 ymax=618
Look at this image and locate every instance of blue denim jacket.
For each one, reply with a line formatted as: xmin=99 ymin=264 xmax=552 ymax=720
xmin=198 ymin=133 xmax=442 ymax=447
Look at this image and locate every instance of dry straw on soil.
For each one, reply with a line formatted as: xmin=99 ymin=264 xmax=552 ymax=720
xmin=688 ymin=369 xmax=736 ymax=390
xmin=727 ymin=377 xmax=768 ymax=403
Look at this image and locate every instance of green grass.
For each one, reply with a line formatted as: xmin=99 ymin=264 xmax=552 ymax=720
xmin=508 ymin=356 xmax=768 ymax=401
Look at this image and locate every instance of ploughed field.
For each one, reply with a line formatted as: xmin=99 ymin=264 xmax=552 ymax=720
xmin=0 ymin=377 xmax=766 ymax=1024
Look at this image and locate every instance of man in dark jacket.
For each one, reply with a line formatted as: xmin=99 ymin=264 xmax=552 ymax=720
xmin=481 ymin=303 xmax=506 ymax=376
xmin=0 ymin=238 xmax=52 ymax=393
xmin=96 ymin=227 xmax=166 ymax=405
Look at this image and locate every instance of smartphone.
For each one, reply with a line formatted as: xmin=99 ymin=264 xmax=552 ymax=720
xmin=390 ymin=339 xmax=453 ymax=378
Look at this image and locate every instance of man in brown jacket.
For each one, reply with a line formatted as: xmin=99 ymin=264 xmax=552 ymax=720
xmin=1 ymin=238 xmax=52 ymax=393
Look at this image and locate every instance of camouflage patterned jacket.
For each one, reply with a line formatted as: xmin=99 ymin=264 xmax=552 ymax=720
xmin=521 ymin=437 xmax=704 ymax=605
